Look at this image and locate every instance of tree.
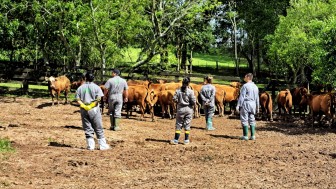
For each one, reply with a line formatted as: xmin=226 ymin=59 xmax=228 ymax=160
xmin=266 ymin=0 xmax=336 ymax=84
xmin=131 ymin=0 xmax=217 ymax=73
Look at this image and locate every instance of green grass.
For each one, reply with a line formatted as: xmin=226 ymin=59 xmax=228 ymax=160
xmin=0 ymin=138 xmax=15 ymax=153
xmin=121 ymin=48 xmax=248 ymax=69
xmin=0 ymin=83 xmax=48 ymax=90
xmin=193 ymin=53 xmax=248 ymax=68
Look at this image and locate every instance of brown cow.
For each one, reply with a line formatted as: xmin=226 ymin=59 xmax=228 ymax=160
xmin=189 ymin=83 xmax=203 ymax=118
xmin=45 ymin=75 xmax=71 ymax=105
xmin=276 ymin=89 xmax=293 ymax=119
xmin=300 ymin=93 xmax=335 ymax=126
xmin=259 ymin=91 xmax=273 ymax=121
xmin=70 ymin=80 xmax=84 ymax=90
xmin=214 ymin=84 xmax=240 ymax=115
xmin=99 ymin=85 xmax=109 ymax=114
xmin=163 ymin=82 xmax=182 ymax=91
xmin=127 ymin=80 xmax=150 ymax=87
xmin=230 ymin=81 xmax=242 ymax=89
xmin=126 ymin=85 xmax=157 ymax=121
xmin=291 ymin=87 xmax=308 ymax=117
xmin=214 ymin=86 xmax=226 ymax=117
xmin=158 ymin=90 xmax=176 ymax=119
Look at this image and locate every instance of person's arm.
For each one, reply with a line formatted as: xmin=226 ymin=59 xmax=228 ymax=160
xmin=190 ymin=90 xmax=196 ymax=106
xmin=236 ymin=86 xmax=246 ymax=111
xmin=255 ymin=87 xmax=260 ymax=114
xmin=123 ymin=89 xmax=128 ymax=102
xmin=173 ymin=90 xmax=179 ymax=103
xmin=200 ymin=87 xmax=207 ymax=103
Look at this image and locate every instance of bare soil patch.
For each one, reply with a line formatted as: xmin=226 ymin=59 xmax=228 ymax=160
xmin=0 ymin=96 xmax=336 ymax=188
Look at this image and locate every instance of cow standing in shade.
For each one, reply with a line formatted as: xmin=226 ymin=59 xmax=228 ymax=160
xmin=259 ymin=91 xmax=273 ymax=121
xmin=276 ymin=89 xmax=293 ymax=120
xmin=300 ymin=93 xmax=336 ymax=126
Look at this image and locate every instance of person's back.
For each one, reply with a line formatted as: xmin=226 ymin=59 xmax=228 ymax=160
xmin=105 ymin=76 xmax=127 ymax=97
xmin=174 ymin=87 xmax=195 ymax=108
xmin=200 ymin=75 xmax=216 ymax=131
xmin=104 ymin=69 xmax=128 ymax=131
xmin=236 ymin=73 xmax=259 ymax=141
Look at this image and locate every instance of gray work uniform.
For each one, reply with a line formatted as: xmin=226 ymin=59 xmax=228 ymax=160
xmin=104 ymin=76 xmax=128 ymax=118
xmin=237 ymin=81 xmax=259 ymax=126
xmin=76 ymin=82 xmax=105 ymax=139
xmin=173 ymin=87 xmax=196 ymax=131
xmin=200 ymin=84 xmax=216 ymax=120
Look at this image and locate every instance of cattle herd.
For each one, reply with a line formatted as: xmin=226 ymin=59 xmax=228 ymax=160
xmin=44 ymin=75 xmax=336 ymax=127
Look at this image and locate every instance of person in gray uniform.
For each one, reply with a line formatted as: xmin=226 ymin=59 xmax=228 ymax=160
xmin=236 ymin=73 xmax=259 ymax=140
xmin=200 ymin=75 xmax=216 ymax=131
xmin=104 ymin=69 xmax=128 ymax=131
xmin=170 ymin=77 xmax=196 ymax=145
xmin=76 ymin=71 xmax=110 ymax=150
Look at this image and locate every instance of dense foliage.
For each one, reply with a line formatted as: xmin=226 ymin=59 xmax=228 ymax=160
xmin=1 ymin=0 xmax=336 ymax=86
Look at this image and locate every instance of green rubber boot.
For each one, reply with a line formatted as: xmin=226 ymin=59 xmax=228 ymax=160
xmin=240 ymin=125 xmax=249 ymax=140
xmin=206 ymin=118 xmax=215 ymax=131
xmin=109 ymin=115 xmax=114 ymax=130
xmin=250 ymin=124 xmax=256 ymax=140
xmin=113 ymin=118 xmax=121 ymax=131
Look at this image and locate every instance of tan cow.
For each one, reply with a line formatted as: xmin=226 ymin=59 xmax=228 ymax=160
xmin=214 ymin=86 xmax=226 ymax=117
xmin=230 ymin=81 xmax=242 ymax=89
xmin=158 ymin=90 xmax=176 ymax=119
xmin=260 ymin=91 xmax=273 ymax=121
xmin=214 ymin=84 xmax=240 ymax=115
xmin=276 ymin=89 xmax=293 ymax=119
xmin=127 ymin=80 xmax=150 ymax=87
xmin=45 ymin=75 xmax=71 ymax=105
xmin=189 ymin=83 xmax=203 ymax=118
xmin=125 ymin=85 xmax=157 ymax=121
xmin=163 ymin=82 xmax=182 ymax=91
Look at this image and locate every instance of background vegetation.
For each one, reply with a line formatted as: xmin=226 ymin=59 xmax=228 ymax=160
xmin=0 ymin=0 xmax=336 ymax=87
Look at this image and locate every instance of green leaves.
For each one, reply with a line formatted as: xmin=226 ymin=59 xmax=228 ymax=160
xmin=266 ymin=0 xmax=336 ymax=84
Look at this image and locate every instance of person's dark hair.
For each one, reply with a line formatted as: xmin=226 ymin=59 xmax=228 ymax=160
xmin=85 ymin=71 xmax=95 ymax=82
xmin=205 ymin=75 xmax=213 ymax=84
xmin=112 ymin=69 xmax=120 ymax=76
xmin=181 ymin=77 xmax=190 ymax=92
xmin=245 ymin=73 xmax=253 ymax=80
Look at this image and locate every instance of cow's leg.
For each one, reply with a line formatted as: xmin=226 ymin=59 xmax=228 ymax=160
xmin=268 ymin=107 xmax=273 ymax=122
xmin=140 ymin=105 xmax=145 ymax=121
xmin=56 ymin=91 xmax=60 ymax=105
xmin=167 ymin=105 xmax=172 ymax=119
xmin=149 ymin=105 xmax=155 ymax=122
xmin=161 ymin=104 xmax=165 ymax=119
xmin=219 ymin=103 xmax=224 ymax=117
xmin=64 ymin=90 xmax=68 ymax=104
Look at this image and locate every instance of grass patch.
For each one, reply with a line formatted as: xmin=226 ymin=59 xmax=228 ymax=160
xmin=0 ymin=83 xmax=47 ymax=90
xmin=0 ymin=138 xmax=15 ymax=153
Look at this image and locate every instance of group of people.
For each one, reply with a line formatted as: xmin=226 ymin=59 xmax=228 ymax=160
xmin=75 ymin=70 xmax=259 ymax=150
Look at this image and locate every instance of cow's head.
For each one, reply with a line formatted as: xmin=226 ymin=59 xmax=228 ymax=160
xmin=299 ymin=87 xmax=308 ymax=96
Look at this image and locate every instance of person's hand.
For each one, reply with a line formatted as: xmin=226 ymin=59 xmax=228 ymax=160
xmin=236 ymin=106 xmax=240 ymax=113
xmin=124 ymin=97 xmax=128 ymax=102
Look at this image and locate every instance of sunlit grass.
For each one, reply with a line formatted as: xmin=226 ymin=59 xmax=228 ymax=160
xmin=0 ymin=138 xmax=15 ymax=153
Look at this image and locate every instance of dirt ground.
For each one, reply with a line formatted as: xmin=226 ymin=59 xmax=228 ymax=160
xmin=0 ymin=96 xmax=336 ymax=189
